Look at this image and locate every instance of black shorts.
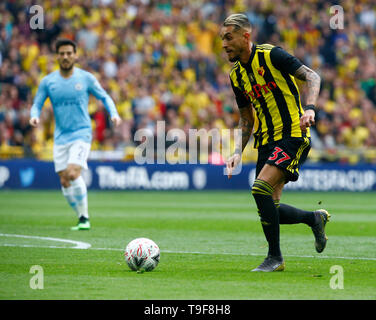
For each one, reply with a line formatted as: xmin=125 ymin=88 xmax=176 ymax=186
xmin=256 ymin=137 xmax=311 ymax=182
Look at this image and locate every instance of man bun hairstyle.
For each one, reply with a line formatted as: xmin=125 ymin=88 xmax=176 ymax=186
xmin=55 ymin=38 xmax=77 ymax=53
xmin=223 ymin=13 xmax=252 ymax=32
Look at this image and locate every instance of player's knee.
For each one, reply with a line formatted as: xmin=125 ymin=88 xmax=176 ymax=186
xmin=67 ymin=171 xmax=79 ymax=181
xmin=66 ymin=167 xmax=80 ymax=181
xmin=59 ymin=175 xmax=70 ymax=188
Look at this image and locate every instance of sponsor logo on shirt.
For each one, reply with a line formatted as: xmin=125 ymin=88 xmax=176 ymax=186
xmin=243 ymin=81 xmax=278 ymax=101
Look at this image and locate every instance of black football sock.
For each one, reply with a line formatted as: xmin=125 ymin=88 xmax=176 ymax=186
xmin=252 ymin=179 xmax=281 ymax=258
xmin=275 ymin=202 xmax=315 ymax=226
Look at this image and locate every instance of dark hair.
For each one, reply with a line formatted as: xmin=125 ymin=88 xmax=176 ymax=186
xmin=55 ymin=38 xmax=77 ymax=53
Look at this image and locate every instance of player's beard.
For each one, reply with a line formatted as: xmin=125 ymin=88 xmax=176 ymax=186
xmin=228 ymin=55 xmax=239 ymax=63
xmin=226 ymin=47 xmax=242 ymax=62
xmin=60 ymin=60 xmax=74 ymax=72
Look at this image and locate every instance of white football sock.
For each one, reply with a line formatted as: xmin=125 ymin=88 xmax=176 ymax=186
xmin=62 ymin=185 xmax=79 ymax=218
xmin=70 ymin=176 xmax=89 ymax=220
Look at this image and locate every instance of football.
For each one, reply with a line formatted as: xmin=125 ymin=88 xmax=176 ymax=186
xmin=124 ymin=238 xmax=160 ymax=272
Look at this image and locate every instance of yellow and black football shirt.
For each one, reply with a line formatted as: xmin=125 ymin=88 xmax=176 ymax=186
xmin=229 ymin=44 xmax=310 ymax=148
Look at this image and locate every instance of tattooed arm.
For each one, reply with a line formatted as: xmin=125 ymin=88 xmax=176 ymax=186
xmin=294 ymin=65 xmax=321 ymax=131
xmin=294 ymin=65 xmax=321 ymax=105
xmin=235 ymin=106 xmax=254 ymax=154
xmin=226 ymin=105 xmax=254 ymax=178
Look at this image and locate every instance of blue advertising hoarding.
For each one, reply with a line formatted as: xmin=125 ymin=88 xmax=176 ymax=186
xmin=0 ymin=160 xmax=376 ymax=191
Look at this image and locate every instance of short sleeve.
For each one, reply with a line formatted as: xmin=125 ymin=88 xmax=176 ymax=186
xmin=270 ymin=46 xmax=303 ymax=75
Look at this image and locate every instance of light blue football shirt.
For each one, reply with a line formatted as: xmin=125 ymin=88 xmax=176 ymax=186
xmin=30 ymin=67 xmax=119 ymax=145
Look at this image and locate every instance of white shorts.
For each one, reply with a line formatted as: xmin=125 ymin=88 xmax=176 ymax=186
xmin=53 ymin=140 xmax=91 ymax=173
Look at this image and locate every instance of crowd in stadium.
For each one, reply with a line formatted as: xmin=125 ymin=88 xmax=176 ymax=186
xmin=0 ymin=0 xmax=375 ymax=163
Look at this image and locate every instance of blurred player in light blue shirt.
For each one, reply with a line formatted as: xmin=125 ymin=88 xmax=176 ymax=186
xmin=30 ymin=39 xmax=122 ymax=230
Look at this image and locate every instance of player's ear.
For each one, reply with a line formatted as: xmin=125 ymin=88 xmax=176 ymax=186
xmin=243 ymin=31 xmax=251 ymax=42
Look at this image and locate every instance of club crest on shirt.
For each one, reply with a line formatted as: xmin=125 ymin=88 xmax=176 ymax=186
xmin=257 ymin=66 xmax=265 ymax=77
xmin=75 ymin=83 xmax=83 ymax=91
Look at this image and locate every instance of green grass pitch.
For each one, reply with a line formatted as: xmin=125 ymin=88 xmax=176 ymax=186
xmin=0 ymin=190 xmax=375 ymax=300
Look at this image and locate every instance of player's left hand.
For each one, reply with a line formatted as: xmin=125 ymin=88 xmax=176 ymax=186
xmin=300 ymin=110 xmax=315 ymax=132
xmin=111 ymin=116 xmax=122 ymax=127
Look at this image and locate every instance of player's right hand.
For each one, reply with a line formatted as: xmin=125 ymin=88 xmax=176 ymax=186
xmin=29 ymin=117 xmax=40 ymax=127
xmin=226 ymin=153 xmax=241 ymax=179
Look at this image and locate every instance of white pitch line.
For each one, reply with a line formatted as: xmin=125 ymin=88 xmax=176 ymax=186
xmin=1 ymin=243 xmax=78 ymax=249
xmin=0 ymin=233 xmax=91 ymax=249
xmin=0 ymin=233 xmax=375 ymax=261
